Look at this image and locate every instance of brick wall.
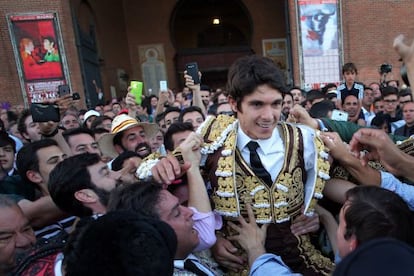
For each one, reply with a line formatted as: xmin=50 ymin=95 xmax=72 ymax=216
xmin=0 ymin=0 xmax=83 ymax=107
xmin=340 ymin=0 xmax=414 ymax=85
xmin=289 ymin=0 xmax=414 ymax=86
xmin=2 ymin=0 xmax=413 ymax=107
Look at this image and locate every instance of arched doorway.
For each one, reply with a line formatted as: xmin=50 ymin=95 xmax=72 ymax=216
xmin=72 ymin=0 xmax=103 ymax=108
xmin=171 ymin=0 xmax=254 ymax=90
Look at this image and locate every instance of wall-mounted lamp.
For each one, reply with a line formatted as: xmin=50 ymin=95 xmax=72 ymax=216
xmin=212 ymin=17 xmax=220 ymax=25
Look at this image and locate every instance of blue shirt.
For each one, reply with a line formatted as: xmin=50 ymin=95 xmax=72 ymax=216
xmin=250 ymin=253 xmax=302 ymax=276
xmin=381 ymin=171 xmax=414 ymax=210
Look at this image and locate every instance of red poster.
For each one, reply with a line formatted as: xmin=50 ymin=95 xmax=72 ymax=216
xmin=8 ymin=13 xmax=70 ymax=104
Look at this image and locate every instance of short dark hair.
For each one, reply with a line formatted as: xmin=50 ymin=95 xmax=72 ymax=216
xmin=178 ymin=106 xmax=205 ymax=123
xmin=163 ymin=122 xmax=194 ymax=151
xmin=342 ymin=62 xmax=358 ymax=74
xmin=48 ymin=153 xmax=102 ymax=217
xmin=306 ymin=89 xmax=325 ymax=103
xmin=90 ymin=115 xmax=112 ymax=130
xmin=62 ymin=127 xmax=95 ymax=145
xmin=92 ymin=127 xmax=109 ymax=136
xmin=108 ymin=181 xmax=163 ymax=219
xmin=321 ymin=83 xmax=338 ymax=95
xmin=227 ymin=55 xmax=286 ymax=111
xmin=16 ymin=139 xmax=58 ymax=183
xmin=381 ymin=86 xmax=399 ymax=99
xmin=155 ymin=112 xmax=165 ymax=124
xmin=211 ymin=90 xmax=228 ymax=104
xmin=0 ymin=131 xmax=16 ymax=153
xmin=289 ymin=86 xmax=305 ymax=95
xmin=398 ymin=88 xmax=413 ymax=101
xmin=343 ymin=186 xmax=414 ymax=247
xmin=112 ymin=151 xmax=140 ymax=171
xmin=200 ymin=84 xmax=211 ymax=92
xmin=17 ymin=109 xmax=31 ymax=139
xmin=371 ymin=113 xmax=390 ymax=132
xmin=164 ymin=106 xmax=181 ymax=117
xmin=309 ymin=100 xmax=335 ymax=118
xmin=63 ymin=211 xmax=177 ymax=276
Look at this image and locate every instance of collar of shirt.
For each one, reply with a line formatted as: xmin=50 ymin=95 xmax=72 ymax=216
xmin=237 ymin=124 xmax=281 ymax=155
xmin=173 ymin=253 xmax=201 ymax=270
xmin=362 ymin=106 xmax=375 ymax=116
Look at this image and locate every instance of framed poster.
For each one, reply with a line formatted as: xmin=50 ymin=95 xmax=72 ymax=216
xmin=262 ymin=39 xmax=290 ymax=83
xmin=297 ymin=0 xmax=341 ymax=89
xmin=7 ymin=12 xmax=70 ymax=104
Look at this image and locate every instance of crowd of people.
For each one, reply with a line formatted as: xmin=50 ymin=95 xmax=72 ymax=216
xmin=1 ymin=34 xmax=414 ymax=276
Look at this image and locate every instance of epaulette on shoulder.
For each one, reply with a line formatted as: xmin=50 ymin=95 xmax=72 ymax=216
xmin=198 ymin=115 xmax=237 ymax=142
xmin=397 ymin=137 xmax=414 ymax=156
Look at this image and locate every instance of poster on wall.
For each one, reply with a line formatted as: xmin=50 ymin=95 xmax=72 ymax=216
xmin=298 ymin=0 xmax=341 ymax=89
xmin=262 ymin=38 xmax=290 ymax=85
xmin=138 ymin=44 xmax=167 ymax=95
xmin=7 ymin=12 xmax=70 ymax=104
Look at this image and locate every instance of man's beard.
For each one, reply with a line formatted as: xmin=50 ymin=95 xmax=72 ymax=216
xmin=92 ymin=186 xmax=111 ymax=207
xmin=135 ymin=142 xmax=151 ymax=159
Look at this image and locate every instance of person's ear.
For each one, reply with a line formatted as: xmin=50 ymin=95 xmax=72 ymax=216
xmin=114 ymin=144 xmax=123 ymax=154
xmin=348 ymin=234 xmax=358 ymax=252
xmin=74 ymin=189 xmax=99 ymax=204
xmin=21 ymin=132 xmax=30 ymax=141
xmin=26 ymin=170 xmax=43 ymax=184
xmin=228 ymin=97 xmax=238 ymax=113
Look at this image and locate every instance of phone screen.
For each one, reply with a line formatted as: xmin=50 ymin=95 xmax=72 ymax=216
xmin=130 ymin=81 xmax=143 ymax=105
xmin=160 ymin=80 xmax=168 ymax=91
xmin=331 ymin=110 xmax=348 ymax=121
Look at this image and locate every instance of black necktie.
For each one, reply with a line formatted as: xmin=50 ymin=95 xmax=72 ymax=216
xmin=247 ymin=141 xmax=272 ymax=186
xmin=184 ymin=259 xmax=208 ymax=276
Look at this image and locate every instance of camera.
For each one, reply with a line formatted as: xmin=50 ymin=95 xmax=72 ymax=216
xmin=379 ymin=63 xmax=392 ymax=74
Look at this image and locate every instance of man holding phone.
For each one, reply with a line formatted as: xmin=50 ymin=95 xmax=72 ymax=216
xmin=184 ymin=62 xmax=208 ymax=114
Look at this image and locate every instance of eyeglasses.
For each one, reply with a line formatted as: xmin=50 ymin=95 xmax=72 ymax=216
xmin=383 ymin=99 xmax=398 ymax=104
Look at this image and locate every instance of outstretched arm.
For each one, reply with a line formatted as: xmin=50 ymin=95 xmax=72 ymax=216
xmin=393 ymin=35 xmax=414 ymax=90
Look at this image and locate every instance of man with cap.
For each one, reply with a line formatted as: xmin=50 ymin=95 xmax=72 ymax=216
xmin=98 ymin=113 xmax=158 ymax=160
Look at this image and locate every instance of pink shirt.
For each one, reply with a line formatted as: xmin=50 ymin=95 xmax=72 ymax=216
xmin=190 ymin=207 xmax=223 ymax=251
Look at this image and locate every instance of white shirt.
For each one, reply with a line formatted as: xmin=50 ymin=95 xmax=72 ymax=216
xmin=174 ymin=253 xmax=215 ymax=276
xmin=237 ymin=123 xmax=316 ymax=182
xmin=237 ymin=123 xmax=318 ymax=213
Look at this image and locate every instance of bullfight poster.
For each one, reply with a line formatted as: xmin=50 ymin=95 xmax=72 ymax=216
xmin=7 ymin=12 xmax=70 ymax=104
xmin=298 ymin=0 xmax=341 ymax=89
xmin=262 ymin=38 xmax=290 ymax=84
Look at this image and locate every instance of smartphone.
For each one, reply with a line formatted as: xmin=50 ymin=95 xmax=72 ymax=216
xmin=72 ymin=92 xmax=80 ymax=100
xmin=58 ymin=84 xmax=70 ymax=97
xmin=130 ymin=81 xmax=143 ymax=105
xmin=160 ymin=80 xmax=168 ymax=91
xmin=331 ymin=109 xmax=349 ymax=121
xmin=185 ymin=62 xmax=200 ymax=84
xmin=30 ymin=103 xmax=60 ymax=122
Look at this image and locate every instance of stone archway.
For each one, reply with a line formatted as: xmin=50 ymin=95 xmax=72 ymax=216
xmin=170 ymin=0 xmax=254 ymax=90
